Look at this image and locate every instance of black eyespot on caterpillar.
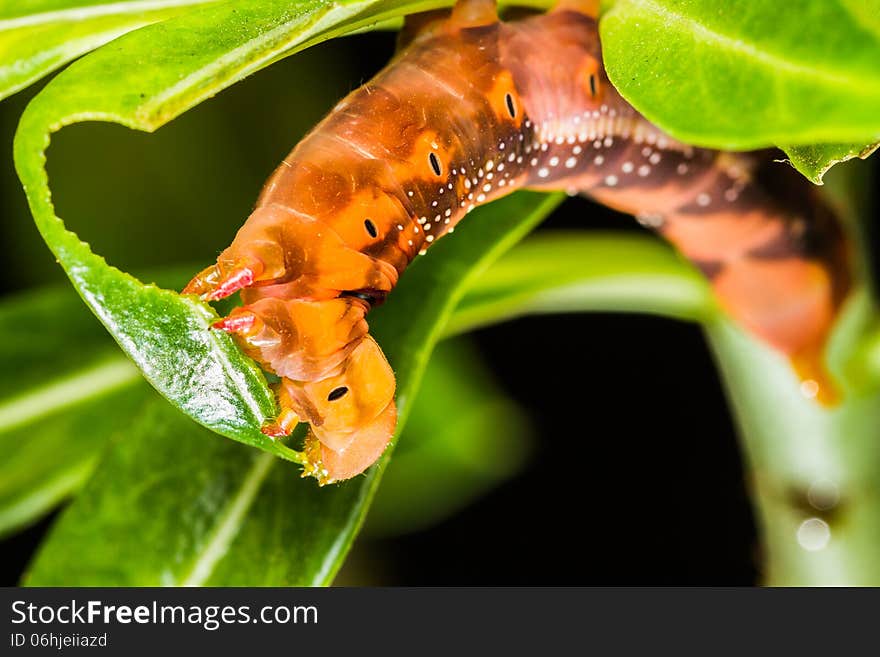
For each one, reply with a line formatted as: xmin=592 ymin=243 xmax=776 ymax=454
xmin=341 ymin=289 xmax=386 ymax=307
xmin=364 ymin=218 xmax=378 ymax=238
xmin=505 ymin=92 xmax=517 ymax=118
xmin=589 ymin=74 xmax=598 ymax=98
xmin=428 ymin=151 xmax=442 ymax=176
xmin=328 ymin=386 xmax=349 ymax=401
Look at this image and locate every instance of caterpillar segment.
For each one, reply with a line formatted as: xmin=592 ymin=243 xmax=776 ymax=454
xmin=184 ymin=0 xmax=851 ymax=482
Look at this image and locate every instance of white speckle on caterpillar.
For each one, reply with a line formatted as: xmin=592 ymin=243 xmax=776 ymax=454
xmin=622 ymin=161 xmax=634 ymax=173
xmin=565 ymin=157 xmax=577 ymax=168
xmin=537 ymin=167 xmax=550 ymax=178
xmin=638 ymin=165 xmax=651 ymax=177
xmin=697 ymin=193 xmax=711 ymax=207
xmin=605 ymin=175 xmax=618 ymax=186
xmin=637 ymin=213 xmax=665 ymax=228
xmin=594 ymin=155 xmax=604 ymax=165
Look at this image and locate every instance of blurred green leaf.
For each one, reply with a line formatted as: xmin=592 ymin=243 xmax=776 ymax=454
xmin=366 ymin=338 xmax=532 ymax=537
xmin=599 ymin=0 xmax=880 ymax=179
xmin=445 ymin=231 xmax=714 ymax=337
xmin=0 ymin=286 xmax=142 ymax=537
xmin=23 ymin=396 xmax=320 ymax=586
xmin=0 ymin=0 xmax=220 ymax=101
xmin=0 ymin=269 xmax=204 ymax=537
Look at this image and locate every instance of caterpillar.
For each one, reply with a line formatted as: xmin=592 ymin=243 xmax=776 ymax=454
xmin=183 ymin=0 xmax=850 ymax=484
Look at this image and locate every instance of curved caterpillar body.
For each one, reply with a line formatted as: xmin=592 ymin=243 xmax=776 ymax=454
xmin=184 ymin=0 xmax=850 ymax=484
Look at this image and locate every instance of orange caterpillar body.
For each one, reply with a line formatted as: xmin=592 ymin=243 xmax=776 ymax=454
xmin=184 ymin=0 xmax=850 ymax=484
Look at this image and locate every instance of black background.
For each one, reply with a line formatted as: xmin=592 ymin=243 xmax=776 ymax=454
xmin=0 ymin=27 xmax=875 ymax=586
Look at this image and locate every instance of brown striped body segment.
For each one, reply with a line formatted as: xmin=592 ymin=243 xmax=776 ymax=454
xmin=183 ymin=1 xmax=851 ymax=483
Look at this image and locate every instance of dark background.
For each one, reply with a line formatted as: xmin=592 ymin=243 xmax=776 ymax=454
xmin=2 ymin=27 xmax=871 ymax=585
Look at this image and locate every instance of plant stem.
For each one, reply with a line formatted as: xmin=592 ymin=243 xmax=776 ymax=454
xmin=705 ymin=311 xmax=880 ymax=585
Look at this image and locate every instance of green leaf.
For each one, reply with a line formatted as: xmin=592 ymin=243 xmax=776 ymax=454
xmin=782 ymin=141 xmax=880 ymax=185
xmin=600 ymin=0 xmax=880 ymax=176
xmin=445 ymin=231 xmax=714 ymax=337
xmin=0 ymin=0 xmax=220 ymax=101
xmin=0 ymin=286 xmax=143 ymax=538
xmin=24 ymin=396 xmax=305 ymax=586
xmin=366 ymin=338 xmax=532 ymax=537
xmin=23 ymin=191 xmax=562 ymax=585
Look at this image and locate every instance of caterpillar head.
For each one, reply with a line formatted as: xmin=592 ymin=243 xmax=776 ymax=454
xmin=281 ymin=336 xmax=397 ymax=484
